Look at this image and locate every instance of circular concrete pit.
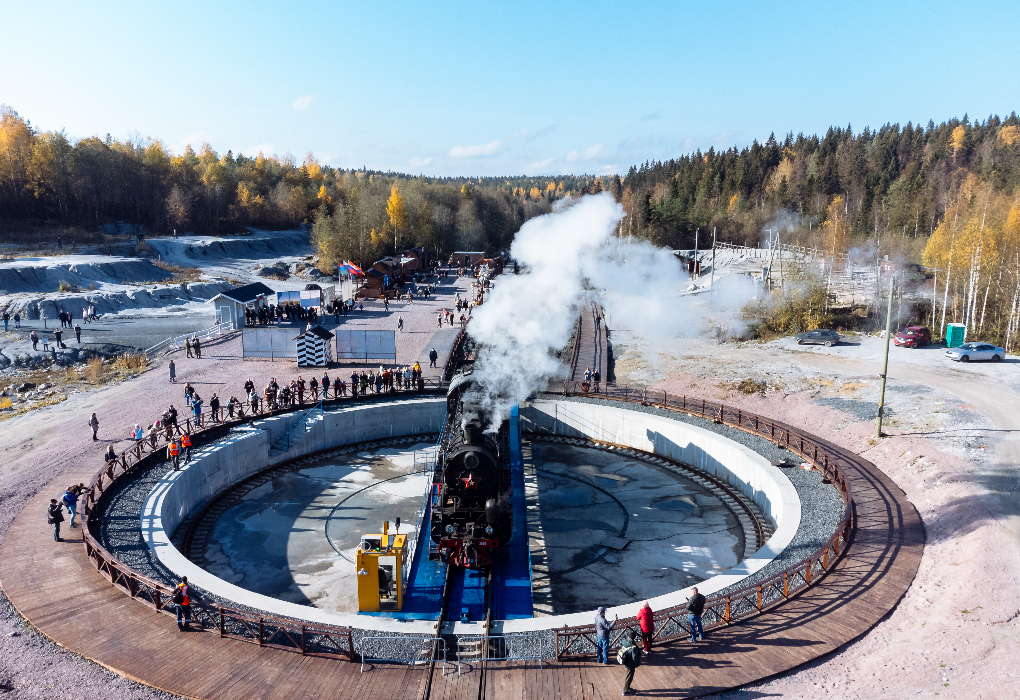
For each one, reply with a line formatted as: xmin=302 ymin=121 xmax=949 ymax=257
xmin=188 ymin=438 xmax=754 ymax=616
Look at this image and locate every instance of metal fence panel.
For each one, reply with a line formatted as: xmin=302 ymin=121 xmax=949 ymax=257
xmin=335 ymin=330 xmax=396 ymax=362
xmin=242 ymin=327 xmax=298 ymax=359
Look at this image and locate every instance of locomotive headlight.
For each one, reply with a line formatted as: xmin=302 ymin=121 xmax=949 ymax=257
xmin=485 ymin=526 xmax=494 ymax=535
xmin=445 ymin=525 xmax=454 ymax=534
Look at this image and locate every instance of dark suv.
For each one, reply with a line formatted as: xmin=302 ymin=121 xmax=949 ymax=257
xmin=894 ymin=326 xmax=932 ymax=348
xmin=794 ymin=329 xmax=840 ymax=346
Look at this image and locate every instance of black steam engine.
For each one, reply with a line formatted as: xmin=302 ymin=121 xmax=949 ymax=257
xmin=430 ymin=373 xmax=512 ymax=569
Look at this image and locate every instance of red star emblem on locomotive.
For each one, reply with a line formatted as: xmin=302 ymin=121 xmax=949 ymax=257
xmin=461 ymin=473 xmax=475 ymax=489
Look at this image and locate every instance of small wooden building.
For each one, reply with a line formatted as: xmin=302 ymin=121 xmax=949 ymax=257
xmin=450 ymin=251 xmax=485 ymax=268
xmin=295 ymin=325 xmax=335 ymax=367
xmin=209 ymin=281 xmax=276 ymax=330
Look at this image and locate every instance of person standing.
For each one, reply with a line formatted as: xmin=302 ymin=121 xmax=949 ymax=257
xmin=193 ymin=336 xmax=201 ymax=359
xmin=47 ymin=498 xmax=65 ymax=542
xmin=594 ymin=606 xmax=617 ymax=664
xmin=687 ymin=587 xmax=706 ymax=642
xmin=181 ymin=432 xmax=192 ymax=464
xmin=62 ymin=486 xmax=79 ymax=529
xmin=168 ymin=436 xmax=181 ymax=470
xmin=74 ymin=323 xmax=82 ymax=344
xmin=210 ymin=394 xmax=220 ymax=421
xmin=104 ymin=444 xmax=117 ymax=462
xmin=173 ymin=576 xmax=192 ymax=631
xmin=2 ymin=310 xmax=8 ymax=331
xmin=397 ymin=316 xmax=403 ymax=332
xmin=13 ymin=312 xmax=20 ymax=329
xmin=89 ymin=413 xmax=99 ymax=441
xmin=168 ymin=359 xmax=176 ymax=383
xmin=637 ymin=602 xmax=654 ymax=654
xmin=185 ymin=337 xmax=193 ymax=358
xmin=619 ymin=629 xmax=642 ymax=696
xmin=429 ymin=348 xmax=438 ymax=368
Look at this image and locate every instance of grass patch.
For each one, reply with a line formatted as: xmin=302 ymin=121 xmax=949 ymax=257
xmin=153 ymin=259 xmax=202 ymax=283
xmin=736 ymin=378 xmax=768 ymax=395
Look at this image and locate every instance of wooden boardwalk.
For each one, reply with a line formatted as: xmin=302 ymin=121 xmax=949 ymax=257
xmin=0 ymin=409 xmax=922 ymax=699
xmin=569 ymin=302 xmax=607 ymax=384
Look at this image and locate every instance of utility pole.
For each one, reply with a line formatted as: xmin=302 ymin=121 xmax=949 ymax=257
xmin=693 ymin=228 xmax=699 ymax=276
xmin=876 ymin=274 xmax=895 ymax=438
xmin=710 ymin=227 xmax=717 ymax=305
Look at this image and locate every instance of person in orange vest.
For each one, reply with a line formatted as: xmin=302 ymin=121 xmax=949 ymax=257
xmin=172 ymin=576 xmax=191 ymax=631
xmin=167 ymin=439 xmax=180 ymax=471
xmin=181 ymin=432 xmax=193 ymax=464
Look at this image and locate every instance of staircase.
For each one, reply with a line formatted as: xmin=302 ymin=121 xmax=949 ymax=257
xmin=267 ymin=403 xmax=324 ymax=456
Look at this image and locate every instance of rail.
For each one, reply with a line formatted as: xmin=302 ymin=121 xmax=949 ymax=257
xmin=359 ymin=636 xmax=448 ymax=673
xmin=548 ymin=381 xmax=854 ymax=659
xmin=82 ymin=535 xmax=353 ymax=659
xmin=77 ymin=380 xmax=459 ymax=661
xmin=457 ymin=634 xmax=547 ymax=673
xmin=442 ymin=319 xmax=471 ymax=381
xmin=144 ymin=321 xmax=230 ymax=357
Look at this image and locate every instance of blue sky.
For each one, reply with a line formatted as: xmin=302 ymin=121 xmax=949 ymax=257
xmin=2 ymin=0 xmax=1017 ymax=177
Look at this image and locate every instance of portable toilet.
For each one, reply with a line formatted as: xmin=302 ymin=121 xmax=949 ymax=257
xmin=295 ymin=325 xmax=335 ymax=367
xmin=946 ymin=323 xmax=966 ymax=348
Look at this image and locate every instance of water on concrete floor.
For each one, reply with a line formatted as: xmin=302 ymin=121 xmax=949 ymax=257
xmin=201 ymin=442 xmax=434 ymax=613
xmin=525 ymin=441 xmax=744 ymax=615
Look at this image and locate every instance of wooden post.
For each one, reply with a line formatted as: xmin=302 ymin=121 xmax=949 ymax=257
xmin=301 ymin=625 xmax=307 ymax=654
xmin=259 ymin=619 xmax=265 ymax=646
xmin=724 ymin=597 xmax=730 ymax=622
xmin=783 ymin=572 xmax=789 ymax=597
xmin=757 ymin=585 xmax=762 ymax=611
xmin=219 ymin=609 xmax=225 ymax=637
xmin=806 ymin=561 xmax=812 ymax=584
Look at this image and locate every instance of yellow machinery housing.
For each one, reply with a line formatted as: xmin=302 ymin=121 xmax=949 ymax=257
xmin=356 ymin=521 xmax=406 ymax=612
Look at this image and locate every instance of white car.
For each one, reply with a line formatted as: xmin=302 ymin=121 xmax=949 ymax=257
xmin=944 ymin=342 xmax=1005 ymax=363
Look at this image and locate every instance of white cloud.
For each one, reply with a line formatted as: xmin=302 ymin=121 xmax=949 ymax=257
xmin=243 ymin=143 xmax=274 ymax=158
xmin=566 ymin=144 xmax=603 ymax=162
xmin=448 ymin=140 xmax=502 ymax=158
xmin=292 ymin=95 xmax=315 ymax=111
xmin=526 ymin=158 xmax=555 ymax=172
xmin=410 ymin=156 xmax=432 ymax=167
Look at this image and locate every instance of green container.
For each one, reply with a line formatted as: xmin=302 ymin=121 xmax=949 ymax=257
xmin=946 ymin=323 xmax=966 ymax=348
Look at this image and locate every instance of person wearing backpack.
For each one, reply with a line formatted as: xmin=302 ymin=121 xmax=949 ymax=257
xmin=173 ymin=576 xmax=192 ymax=631
xmin=47 ymin=498 xmax=65 ymax=542
xmin=618 ymin=629 xmax=642 ymax=695
xmin=687 ymin=586 xmax=706 ymax=642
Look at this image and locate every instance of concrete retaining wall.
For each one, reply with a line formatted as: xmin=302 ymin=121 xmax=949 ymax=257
xmin=142 ymin=396 xmax=800 ymax=638
xmin=141 ymin=397 xmax=446 ymax=635
xmin=496 ymin=399 xmax=800 ymax=634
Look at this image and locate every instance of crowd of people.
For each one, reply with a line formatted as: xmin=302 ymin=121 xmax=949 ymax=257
xmin=594 ymin=591 xmax=707 ymax=695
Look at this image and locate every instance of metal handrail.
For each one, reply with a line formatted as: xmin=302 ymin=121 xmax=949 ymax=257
xmin=274 ymin=400 xmax=323 ymax=452
xmin=145 ymin=321 xmax=229 ymax=357
xmin=360 ymin=636 xmax=448 ymax=673
xmin=457 ymin=634 xmax=546 ymax=673
xmin=548 ymin=382 xmax=855 ymax=659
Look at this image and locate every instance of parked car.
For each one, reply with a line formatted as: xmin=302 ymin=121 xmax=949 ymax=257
xmin=894 ymin=326 xmax=932 ymax=348
xmin=794 ymin=329 xmax=840 ymax=347
xmin=944 ymin=342 xmax=1006 ymax=362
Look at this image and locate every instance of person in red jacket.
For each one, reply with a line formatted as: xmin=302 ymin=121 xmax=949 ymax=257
xmin=637 ymin=601 xmax=655 ymax=653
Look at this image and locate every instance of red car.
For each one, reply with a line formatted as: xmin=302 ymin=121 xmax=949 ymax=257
xmin=894 ymin=326 xmax=932 ymax=348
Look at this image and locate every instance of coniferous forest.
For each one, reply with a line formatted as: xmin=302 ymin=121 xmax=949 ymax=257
xmin=2 ymin=105 xmax=1020 ymax=349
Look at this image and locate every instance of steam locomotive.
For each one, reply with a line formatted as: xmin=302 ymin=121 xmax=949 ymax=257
xmin=429 ymin=372 xmax=512 ymax=569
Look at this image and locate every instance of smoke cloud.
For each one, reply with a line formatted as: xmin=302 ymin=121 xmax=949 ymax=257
xmin=467 ymin=192 xmax=755 ymax=429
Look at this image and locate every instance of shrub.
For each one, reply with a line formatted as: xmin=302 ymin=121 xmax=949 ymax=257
xmin=152 ymin=259 xmax=201 ymax=283
xmin=84 ymin=356 xmax=105 ymax=383
xmin=736 ymin=378 xmax=768 ymax=395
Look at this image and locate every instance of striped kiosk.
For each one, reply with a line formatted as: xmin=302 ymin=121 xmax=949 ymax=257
xmin=295 ymin=325 xmax=335 ymax=367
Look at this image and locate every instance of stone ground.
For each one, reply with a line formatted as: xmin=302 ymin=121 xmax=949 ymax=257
xmin=0 ymin=272 xmax=473 ymax=699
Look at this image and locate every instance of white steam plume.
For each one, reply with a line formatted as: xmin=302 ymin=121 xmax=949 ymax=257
xmin=468 ymin=192 xmax=754 ymax=428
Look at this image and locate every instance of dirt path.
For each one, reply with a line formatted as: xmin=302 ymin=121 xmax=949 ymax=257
xmin=612 ymin=335 xmax=1020 ymax=698
xmin=0 ymin=276 xmax=473 ymax=699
